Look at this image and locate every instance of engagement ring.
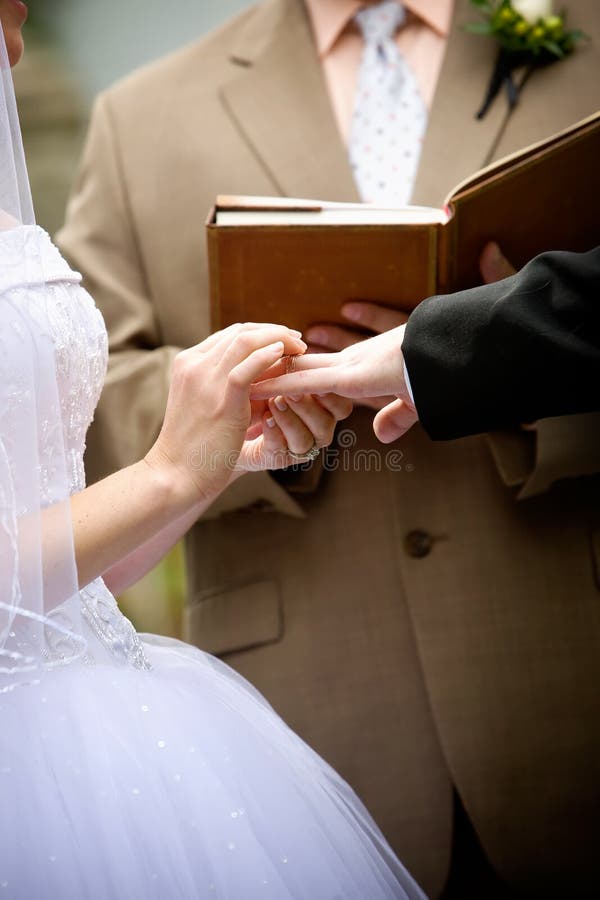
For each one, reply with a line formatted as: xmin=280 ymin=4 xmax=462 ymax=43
xmin=288 ymin=443 xmax=320 ymax=462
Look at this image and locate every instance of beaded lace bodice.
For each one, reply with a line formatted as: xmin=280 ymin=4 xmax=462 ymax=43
xmin=0 ymin=226 xmax=150 ymax=670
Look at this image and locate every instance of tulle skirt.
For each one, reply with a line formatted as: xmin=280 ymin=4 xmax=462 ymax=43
xmin=0 ymin=634 xmax=426 ymax=899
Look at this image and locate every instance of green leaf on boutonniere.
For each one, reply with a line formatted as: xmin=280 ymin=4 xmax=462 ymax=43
xmin=542 ymin=39 xmax=564 ymax=57
xmin=467 ymin=0 xmax=588 ymax=118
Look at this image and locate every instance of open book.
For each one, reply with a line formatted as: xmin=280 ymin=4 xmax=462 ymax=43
xmin=207 ymin=111 xmax=600 ymax=333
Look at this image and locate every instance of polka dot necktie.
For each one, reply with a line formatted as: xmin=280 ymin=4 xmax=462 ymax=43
xmin=348 ymin=0 xmax=427 ymax=206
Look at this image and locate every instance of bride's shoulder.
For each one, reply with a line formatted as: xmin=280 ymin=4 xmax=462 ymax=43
xmin=0 ymin=224 xmax=82 ymax=288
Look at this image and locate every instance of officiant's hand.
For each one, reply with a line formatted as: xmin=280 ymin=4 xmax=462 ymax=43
xmin=479 ymin=241 xmax=516 ymax=284
xmin=305 ymin=304 xmax=408 ymax=411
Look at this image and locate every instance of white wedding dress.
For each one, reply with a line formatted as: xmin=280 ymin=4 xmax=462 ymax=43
xmin=0 ymin=225 xmax=426 ymax=899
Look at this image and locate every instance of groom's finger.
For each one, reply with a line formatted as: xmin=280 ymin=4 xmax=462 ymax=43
xmin=252 ymin=356 xmax=290 ymax=384
xmin=253 ymin=350 xmax=342 ymax=385
xmin=251 ymin=352 xmax=343 ymax=398
xmin=250 ymin=367 xmax=345 ymax=399
xmin=227 ymin=340 xmax=319 ymax=402
xmin=309 ymin=392 xmax=353 ymax=422
xmin=373 ymin=399 xmax=418 ymax=443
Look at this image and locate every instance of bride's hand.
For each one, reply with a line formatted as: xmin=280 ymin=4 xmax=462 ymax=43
xmin=144 ymin=323 xmax=307 ymax=503
xmin=238 ymin=392 xmax=353 ymax=472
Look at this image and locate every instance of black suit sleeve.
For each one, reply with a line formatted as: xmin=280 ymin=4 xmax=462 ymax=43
xmin=402 ymin=246 xmax=600 ymax=440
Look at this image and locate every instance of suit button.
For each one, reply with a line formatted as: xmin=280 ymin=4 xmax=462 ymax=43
xmin=404 ymin=529 xmax=433 ymax=558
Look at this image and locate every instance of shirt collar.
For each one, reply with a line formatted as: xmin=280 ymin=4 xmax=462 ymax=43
xmin=305 ymin=0 xmax=453 ymax=58
xmin=405 ymin=1 xmax=453 ymax=37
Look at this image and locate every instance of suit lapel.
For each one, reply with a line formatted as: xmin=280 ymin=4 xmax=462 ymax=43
xmin=221 ymin=0 xmax=359 ymax=202
xmin=412 ymin=0 xmax=516 ymax=207
xmin=219 ymin=0 xmax=594 ymax=209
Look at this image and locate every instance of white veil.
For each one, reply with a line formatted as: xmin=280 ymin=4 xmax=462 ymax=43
xmin=0 ymin=26 xmax=85 ymax=692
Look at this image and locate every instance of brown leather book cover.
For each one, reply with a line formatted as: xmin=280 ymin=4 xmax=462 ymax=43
xmin=442 ymin=111 xmax=600 ymax=293
xmin=207 ymin=111 xmax=600 ymax=333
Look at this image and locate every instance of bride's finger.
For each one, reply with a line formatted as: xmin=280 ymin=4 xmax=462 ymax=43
xmin=262 ymin=412 xmax=293 ymax=463
xmin=249 ymin=397 xmax=270 ymax=426
xmin=218 ymin=326 xmax=306 ymax=374
xmin=239 ymin=411 xmax=290 ymax=472
xmin=178 ymin=323 xmax=247 ymax=361
xmin=194 ymin=322 xmax=302 ymax=356
xmin=267 ymin=397 xmax=315 ymax=456
xmin=236 ymin=434 xmax=265 ymax=472
xmin=244 ymin=420 xmax=264 ymax=442
xmin=225 ymin=341 xmax=291 ymax=402
xmin=251 ymin=356 xmax=290 ymax=383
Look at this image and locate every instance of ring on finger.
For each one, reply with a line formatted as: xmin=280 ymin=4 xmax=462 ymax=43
xmin=284 ymin=354 xmax=297 ymax=375
xmin=287 ymin=442 xmax=320 ymax=462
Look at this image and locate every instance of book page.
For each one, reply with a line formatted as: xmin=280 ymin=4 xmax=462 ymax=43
xmin=216 ymin=204 xmax=448 ymax=226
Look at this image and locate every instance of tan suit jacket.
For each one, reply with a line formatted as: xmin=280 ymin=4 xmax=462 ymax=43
xmin=58 ymin=1 xmax=600 ymax=896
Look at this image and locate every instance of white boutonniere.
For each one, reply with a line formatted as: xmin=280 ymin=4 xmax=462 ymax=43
xmin=467 ymin=0 xmax=587 ymax=118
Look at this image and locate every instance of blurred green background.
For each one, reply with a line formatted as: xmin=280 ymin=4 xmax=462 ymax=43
xmin=18 ymin=0 xmax=253 ymax=636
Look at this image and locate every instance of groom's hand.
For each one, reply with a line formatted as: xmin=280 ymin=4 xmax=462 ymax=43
xmin=302 ymin=242 xmax=516 ymax=412
xmin=305 ymin=303 xmax=408 ymax=411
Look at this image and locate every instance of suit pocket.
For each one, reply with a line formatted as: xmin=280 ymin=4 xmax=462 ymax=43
xmin=184 ymin=578 xmax=283 ymax=656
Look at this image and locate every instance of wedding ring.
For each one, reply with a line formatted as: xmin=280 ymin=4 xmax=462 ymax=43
xmin=288 ymin=442 xmax=320 ymax=462
xmin=285 ymin=354 xmax=297 ymax=375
